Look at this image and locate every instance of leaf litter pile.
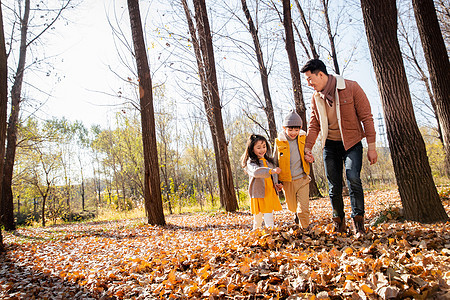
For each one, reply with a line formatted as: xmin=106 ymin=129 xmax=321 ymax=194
xmin=1 ymin=190 xmax=450 ymax=299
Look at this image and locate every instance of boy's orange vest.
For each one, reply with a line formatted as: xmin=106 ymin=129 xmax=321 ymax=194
xmin=275 ymin=135 xmax=310 ymax=182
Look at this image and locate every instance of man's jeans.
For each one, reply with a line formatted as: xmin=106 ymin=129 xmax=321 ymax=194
xmin=323 ymin=140 xmax=364 ymax=219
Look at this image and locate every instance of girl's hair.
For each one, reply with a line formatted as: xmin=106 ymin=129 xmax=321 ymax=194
xmin=240 ymin=134 xmax=274 ymax=168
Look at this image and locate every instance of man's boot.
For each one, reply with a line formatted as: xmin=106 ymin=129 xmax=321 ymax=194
xmin=332 ymin=216 xmax=347 ymax=233
xmin=352 ymin=215 xmax=365 ymax=234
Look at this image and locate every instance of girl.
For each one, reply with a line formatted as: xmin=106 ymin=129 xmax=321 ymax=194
xmin=241 ymin=134 xmax=282 ymax=230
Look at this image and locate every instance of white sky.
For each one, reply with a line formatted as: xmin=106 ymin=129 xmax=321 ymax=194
xmin=34 ymin=0 xmax=385 ymax=136
xmin=41 ymin=1 xmax=126 ymax=128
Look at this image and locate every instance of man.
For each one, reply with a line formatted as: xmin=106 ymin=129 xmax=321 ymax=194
xmin=301 ymin=59 xmax=378 ymax=235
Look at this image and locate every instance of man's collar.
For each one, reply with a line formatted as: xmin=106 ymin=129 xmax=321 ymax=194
xmin=336 ymin=75 xmax=346 ymax=89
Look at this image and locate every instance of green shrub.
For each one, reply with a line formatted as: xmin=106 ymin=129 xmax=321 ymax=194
xmin=61 ymin=211 xmax=96 ymax=223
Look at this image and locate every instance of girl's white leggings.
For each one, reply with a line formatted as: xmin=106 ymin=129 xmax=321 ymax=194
xmin=253 ymin=212 xmax=274 ymax=229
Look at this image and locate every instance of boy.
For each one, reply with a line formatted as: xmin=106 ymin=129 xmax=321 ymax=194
xmin=273 ymin=110 xmax=311 ymax=228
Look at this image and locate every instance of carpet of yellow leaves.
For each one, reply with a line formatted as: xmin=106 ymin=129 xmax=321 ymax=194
xmin=1 ymin=190 xmax=450 ymax=299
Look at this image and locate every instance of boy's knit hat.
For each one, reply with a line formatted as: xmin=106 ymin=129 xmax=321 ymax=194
xmin=283 ymin=110 xmax=303 ymax=127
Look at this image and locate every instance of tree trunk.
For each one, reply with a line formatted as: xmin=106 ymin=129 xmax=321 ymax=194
xmin=121 ymin=180 xmax=126 ymax=210
xmin=0 ymin=227 xmax=4 ymax=252
xmin=181 ymin=0 xmax=225 ymax=207
xmin=401 ymin=31 xmax=444 ymax=146
xmin=293 ymin=0 xmax=319 ymax=59
xmin=97 ymin=176 xmax=101 ymax=208
xmin=412 ymin=0 xmax=450 ymax=176
xmin=293 ymin=22 xmax=312 ymax=59
xmin=161 ymin=139 xmax=173 ymax=214
xmin=282 ymin=0 xmax=322 ymax=198
xmin=62 ymin=164 xmax=71 ymax=212
xmin=421 ymin=76 xmax=444 ymax=146
xmin=127 ymin=0 xmax=165 ymax=225
xmin=308 ymin=166 xmax=322 ymax=198
xmin=241 ymin=0 xmax=277 ymax=144
xmin=79 ymin=160 xmax=85 ymax=211
xmin=17 ymin=196 xmax=20 ymax=217
xmin=360 ymin=0 xmax=448 ymax=223
xmin=0 ymin=3 xmax=9 ymax=252
xmin=192 ymin=0 xmax=238 ymax=212
xmin=0 ymin=0 xmax=30 ymax=231
xmin=81 ymin=180 xmax=85 ymax=211
xmin=97 ymin=160 xmax=102 ymax=208
xmin=66 ymin=184 xmax=71 ymax=211
xmin=282 ymin=0 xmax=306 ymax=127
xmin=321 ymin=0 xmax=340 ymax=74
xmin=160 ymin=166 xmax=173 ymax=214
xmin=41 ymin=193 xmax=47 ymax=227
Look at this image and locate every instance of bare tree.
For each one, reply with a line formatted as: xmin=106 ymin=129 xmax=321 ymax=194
xmin=434 ymin=0 xmax=449 ymax=54
xmin=181 ymin=0 xmax=226 ymax=206
xmin=240 ymin=0 xmax=277 ymax=143
xmin=398 ymin=13 xmax=443 ymax=144
xmin=293 ymin=0 xmax=319 ymax=59
xmin=412 ymin=0 xmax=450 ymax=176
xmin=186 ymin=0 xmax=238 ymax=211
xmin=127 ymin=0 xmax=165 ymax=225
xmin=0 ymin=0 xmax=31 ymax=231
xmin=281 ymin=0 xmax=305 ymax=130
xmin=1 ymin=0 xmax=74 ymax=231
xmin=0 ymin=3 xmax=8 ymax=252
xmin=27 ymin=148 xmax=60 ymax=227
xmin=360 ymin=0 xmax=448 ymax=222
xmin=90 ymin=125 xmax=103 ymax=211
xmin=281 ymin=0 xmax=322 ymax=198
xmin=320 ymin=0 xmax=340 ymax=74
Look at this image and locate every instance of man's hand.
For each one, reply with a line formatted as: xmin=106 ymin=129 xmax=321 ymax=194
xmin=275 ymin=183 xmax=283 ymax=192
xmin=304 ymin=150 xmax=315 ymax=163
xmin=368 ymin=149 xmax=378 ymax=165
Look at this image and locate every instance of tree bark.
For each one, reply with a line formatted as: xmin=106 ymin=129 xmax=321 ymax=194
xmin=0 ymin=0 xmax=30 ymax=231
xmin=127 ymin=0 xmax=165 ymax=225
xmin=241 ymin=0 xmax=277 ymax=144
xmin=412 ymin=0 xmax=450 ymax=176
xmin=401 ymin=30 xmax=444 ymax=145
xmin=41 ymin=192 xmax=48 ymax=227
xmin=0 ymin=224 xmax=3 ymax=252
xmin=192 ymin=0 xmax=238 ymax=211
xmin=321 ymin=0 xmax=340 ymax=74
xmin=282 ymin=0 xmax=322 ymax=198
xmin=360 ymin=0 xmax=448 ymax=223
xmin=181 ymin=0 xmax=225 ymax=207
xmin=293 ymin=0 xmax=319 ymax=59
xmin=282 ymin=0 xmax=306 ymax=127
xmin=308 ymin=167 xmax=322 ymax=198
xmin=0 ymin=3 xmax=9 ymax=252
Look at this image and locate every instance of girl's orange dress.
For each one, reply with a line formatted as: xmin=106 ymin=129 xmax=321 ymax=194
xmin=250 ymin=158 xmax=282 ymax=215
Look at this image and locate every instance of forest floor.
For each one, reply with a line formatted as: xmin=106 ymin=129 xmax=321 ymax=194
xmin=1 ymin=190 xmax=450 ymax=299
